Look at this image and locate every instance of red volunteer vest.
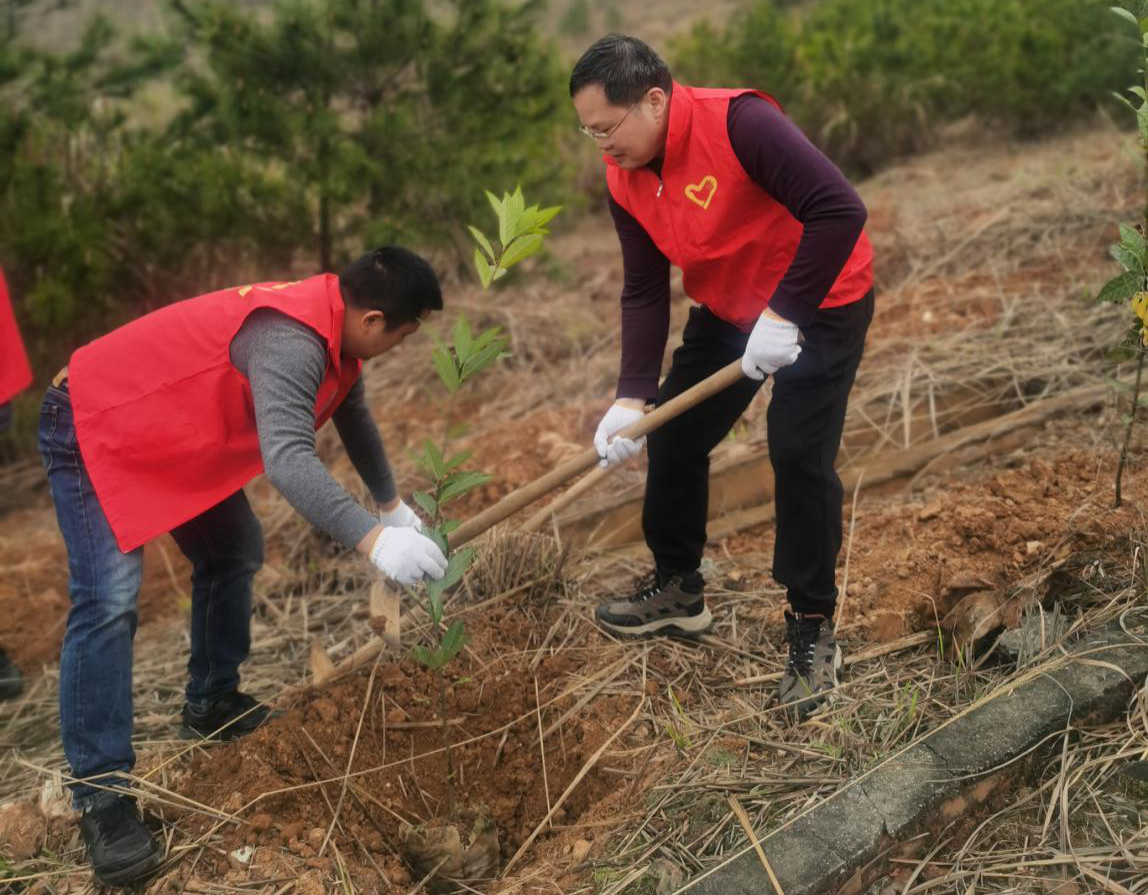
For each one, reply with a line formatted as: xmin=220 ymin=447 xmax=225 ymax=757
xmin=606 ymin=83 xmax=874 ymax=330
xmin=70 ymin=274 xmax=362 ymax=552
xmin=0 ymin=268 xmax=34 ymax=404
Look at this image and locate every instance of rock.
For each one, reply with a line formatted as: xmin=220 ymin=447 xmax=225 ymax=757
xmin=38 ymin=775 xmax=74 ymax=820
xmin=570 ymin=838 xmax=592 ymax=864
xmin=995 ymin=605 xmax=1068 ymax=667
xmin=650 ymin=857 xmax=686 ymax=895
xmin=0 ymin=800 xmax=46 ymax=860
xmin=399 ymin=810 xmax=499 ymax=893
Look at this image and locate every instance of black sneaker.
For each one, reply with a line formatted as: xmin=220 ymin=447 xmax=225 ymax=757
xmin=179 ymin=690 xmax=277 ymax=741
xmin=79 ymin=794 xmax=163 ymax=887
xmin=0 ymin=648 xmax=22 ymax=701
xmin=595 ymin=569 xmax=713 ymax=636
xmin=779 ymin=611 xmax=842 ymax=719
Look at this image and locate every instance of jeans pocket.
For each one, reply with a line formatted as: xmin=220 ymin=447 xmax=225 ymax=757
xmin=39 ymin=402 xmax=59 ymax=474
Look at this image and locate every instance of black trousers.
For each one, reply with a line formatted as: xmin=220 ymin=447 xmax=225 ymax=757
xmin=642 ymin=291 xmax=874 ymax=616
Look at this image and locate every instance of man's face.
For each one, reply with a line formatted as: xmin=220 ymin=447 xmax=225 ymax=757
xmin=342 ymin=309 xmax=428 ymax=360
xmin=573 ymin=84 xmax=668 ymax=170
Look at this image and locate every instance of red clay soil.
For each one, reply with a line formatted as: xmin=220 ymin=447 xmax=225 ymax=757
xmin=166 ymin=589 xmax=639 ymax=892
xmin=0 ymin=500 xmax=188 ymax=671
xmin=722 ymin=424 xmax=1146 ymax=643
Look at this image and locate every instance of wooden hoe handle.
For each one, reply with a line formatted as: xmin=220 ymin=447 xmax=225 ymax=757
xmin=447 ymin=359 xmax=745 ymax=549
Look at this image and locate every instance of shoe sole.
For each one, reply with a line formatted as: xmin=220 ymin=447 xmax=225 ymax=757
xmin=596 ymin=605 xmax=714 ymax=637
xmin=93 ymin=847 xmax=163 ymax=887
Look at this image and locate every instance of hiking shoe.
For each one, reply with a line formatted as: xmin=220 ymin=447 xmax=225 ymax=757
xmin=778 ymin=611 xmax=842 ymax=719
xmin=179 ymin=690 xmax=278 ymax=741
xmin=0 ymin=648 xmax=22 ymax=701
xmin=595 ymin=569 xmax=712 ymax=636
xmin=79 ymin=794 xmax=163 ymax=887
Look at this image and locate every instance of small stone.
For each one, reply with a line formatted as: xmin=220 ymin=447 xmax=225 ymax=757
xmin=570 ymin=838 xmax=592 ymax=864
xmin=249 ymin=813 xmax=273 ymax=832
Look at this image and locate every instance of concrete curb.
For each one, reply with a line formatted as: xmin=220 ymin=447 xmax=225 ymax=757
xmin=680 ymin=610 xmax=1148 ymax=895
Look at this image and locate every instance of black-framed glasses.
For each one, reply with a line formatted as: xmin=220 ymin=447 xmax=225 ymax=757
xmin=578 ymin=101 xmax=640 ymax=141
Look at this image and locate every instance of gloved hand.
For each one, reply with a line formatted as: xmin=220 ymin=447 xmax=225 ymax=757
xmin=593 ymin=401 xmax=646 ymax=468
xmin=741 ymin=313 xmax=802 ymax=380
xmin=369 ymin=527 xmax=447 ymax=586
xmin=379 ymin=498 xmax=423 ymax=531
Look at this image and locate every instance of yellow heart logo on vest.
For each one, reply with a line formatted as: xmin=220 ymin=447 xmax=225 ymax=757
xmin=685 ymin=175 xmax=718 ymax=209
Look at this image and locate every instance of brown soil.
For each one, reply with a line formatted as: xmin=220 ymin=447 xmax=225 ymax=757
xmin=165 ymin=580 xmax=640 ymax=892
xmin=723 ymin=422 xmax=1146 ymax=643
xmin=0 ymin=500 xmax=189 ymax=670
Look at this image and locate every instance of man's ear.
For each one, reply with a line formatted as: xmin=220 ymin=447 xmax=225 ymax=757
xmin=362 ymin=309 xmax=387 ymax=331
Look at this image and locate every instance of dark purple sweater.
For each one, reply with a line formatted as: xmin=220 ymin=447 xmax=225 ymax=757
xmin=610 ymin=94 xmax=869 ymax=400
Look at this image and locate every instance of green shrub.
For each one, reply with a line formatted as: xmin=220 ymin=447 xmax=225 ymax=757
xmin=672 ymin=0 xmax=1137 ymax=173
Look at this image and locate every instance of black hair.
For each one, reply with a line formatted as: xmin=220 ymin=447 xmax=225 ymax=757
xmin=569 ymin=34 xmax=672 ymax=106
xmin=339 ymin=246 xmax=443 ymax=330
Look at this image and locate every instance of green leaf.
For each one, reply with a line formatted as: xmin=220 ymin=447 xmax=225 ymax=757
xmin=1120 ymin=224 xmax=1147 ymax=258
xmin=438 ymin=470 xmax=493 ymax=502
xmin=1110 ymin=243 xmax=1145 ymax=276
xmin=444 ymin=450 xmax=473 ymax=472
xmin=468 ymin=225 xmax=495 ymax=262
xmin=500 ymin=233 xmax=544 ymax=270
xmin=439 ymin=620 xmax=467 ymax=663
xmin=474 ymin=248 xmax=494 ymax=290
xmin=411 ymin=645 xmax=436 ymax=668
xmin=432 ymin=345 xmax=461 ymax=393
xmin=440 ymin=519 xmax=461 ymax=535
xmin=412 ymin=490 xmax=437 ymax=517
xmin=1113 ymin=6 xmax=1140 ymax=27
xmin=453 ymin=315 xmax=474 ymax=363
xmin=426 ymin=547 xmax=477 ymax=600
xmin=460 ymin=337 xmax=511 ymax=379
xmin=425 ymin=528 xmax=448 ymax=555
xmin=422 ymin=438 xmax=446 ymax=479
xmin=427 ymin=591 xmax=444 ymax=625
xmin=485 ymin=190 xmax=503 ymax=220
xmin=531 ymin=205 xmax=562 ymax=231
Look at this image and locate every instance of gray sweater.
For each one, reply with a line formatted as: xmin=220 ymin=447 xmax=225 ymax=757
xmin=229 ymin=309 xmax=396 ymax=549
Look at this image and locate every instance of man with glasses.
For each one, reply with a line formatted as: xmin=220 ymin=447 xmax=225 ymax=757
xmin=571 ymin=35 xmax=874 ymax=719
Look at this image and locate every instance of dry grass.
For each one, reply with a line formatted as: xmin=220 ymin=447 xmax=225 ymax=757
xmin=1 ymin=124 xmax=1146 ymax=895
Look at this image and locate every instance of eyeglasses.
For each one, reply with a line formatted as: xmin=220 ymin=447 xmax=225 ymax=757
xmin=578 ymin=101 xmax=640 ymax=141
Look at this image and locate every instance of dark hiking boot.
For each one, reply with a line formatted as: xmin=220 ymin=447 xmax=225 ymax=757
xmin=779 ymin=611 xmax=842 ymax=720
xmin=80 ymin=794 xmax=163 ymax=887
xmin=0 ymin=648 xmax=23 ymax=700
xmin=179 ymin=690 xmax=278 ymax=741
xmin=595 ymin=569 xmax=712 ymax=636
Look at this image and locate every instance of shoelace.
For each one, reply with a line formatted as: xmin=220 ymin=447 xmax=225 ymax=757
xmin=630 ymin=571 xmax=665 ymax=604
xmin=785 ymin=616 xmax=822 ymax=679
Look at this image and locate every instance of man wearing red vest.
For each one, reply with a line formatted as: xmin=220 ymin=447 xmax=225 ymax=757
xmin=572 ymin=36 xmax=874 ymax=720
xmin=1 ymin=265 xmax=34 ymax=701
xmin=38 ymin=247 xmax=449 ymax=886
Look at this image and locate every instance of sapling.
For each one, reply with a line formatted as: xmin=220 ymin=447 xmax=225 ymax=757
xmin=406 ymin=186 xmax=560 ymax=822
xmin=1101 ymin=2 xmax=1148 ymax=506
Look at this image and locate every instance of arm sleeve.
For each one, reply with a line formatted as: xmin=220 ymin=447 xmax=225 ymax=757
xmin=331 ymin=376 xmax=398 ymax=507
xmin=727 ymin=94 xmax=868 ymax=327
xmin=608 ymin=194 xmax=672 ymax=400
xmin=229 ymin=309 xmax=380 ymax=550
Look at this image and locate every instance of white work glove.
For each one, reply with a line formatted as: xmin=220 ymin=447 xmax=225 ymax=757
xmin=593 ymin=402 xmax=646 ymax=468
xmin=378 ymin=498 xmax=422 ymax=531
xmin=741 ymin=313 xmax=802 ymax=380
xmin=369 ymin=528 xmax=447 ymax=586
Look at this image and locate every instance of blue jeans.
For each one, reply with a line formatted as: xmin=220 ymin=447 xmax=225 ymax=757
xmin=39 ymin=382 xmax=263 ymax=807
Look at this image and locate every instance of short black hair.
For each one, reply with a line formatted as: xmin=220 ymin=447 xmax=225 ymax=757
xmin=569 ymin=34 xmax=672 ymax=106
xmin=339 ymin=246 xmax=443 ymax=330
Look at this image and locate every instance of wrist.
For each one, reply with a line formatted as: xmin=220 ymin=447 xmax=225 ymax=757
xmin=761 ymin=307 xmax=791 ymax=324
xmin=357 ymin=523 xmax=384 ymax=556
xmin=378 ymin=496 xmax=400 ymax=514
xmin=615 ymin=397 xmax=646 ymax=412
